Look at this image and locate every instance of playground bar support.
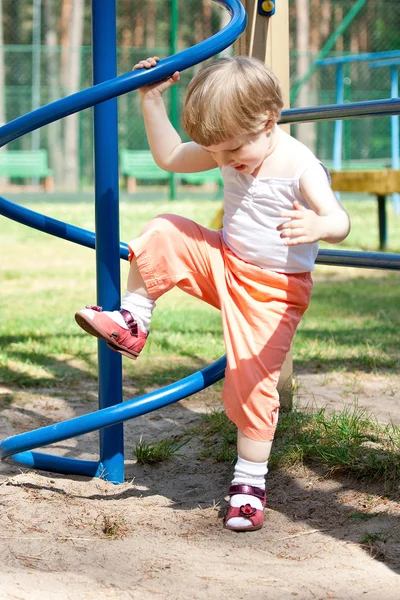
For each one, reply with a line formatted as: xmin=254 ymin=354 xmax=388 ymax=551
xmin=92 ymin=0 xmax=124 ymax=483
xmin=333 ymin=64 xmax=344 ymax=173
xmin=318 ymin=51 xmax=400 ymax=212
xmin=369 ymin=57 xmax=400 ymax=214
xmin=390 ymin=66 xmax=400 ymax=213
xmin=169 ymin=0 xmax=179 ymax=200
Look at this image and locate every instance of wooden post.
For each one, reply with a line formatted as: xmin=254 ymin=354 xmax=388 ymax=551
xmin=235 ymin=1 xmax=293 ymax=410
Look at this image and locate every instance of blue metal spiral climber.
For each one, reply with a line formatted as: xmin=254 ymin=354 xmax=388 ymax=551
xmin=1 ymin=0 xmax=399 ymax=483
xmin=0 ymin=0 xmax=246 ymax=483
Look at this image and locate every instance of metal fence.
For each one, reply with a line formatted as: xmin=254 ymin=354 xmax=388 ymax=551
xmin=1 ymin=0 xmax=400 ymax=190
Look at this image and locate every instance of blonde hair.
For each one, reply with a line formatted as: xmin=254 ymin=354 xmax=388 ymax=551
xmin=181 ymin=56 xmax=284 ymax=146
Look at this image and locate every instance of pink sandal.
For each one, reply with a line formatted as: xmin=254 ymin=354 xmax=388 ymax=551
xmin=223 ymin=484 xmax=266 ymax=532
xmin=75 ymin=305 xmax=148 ymax=359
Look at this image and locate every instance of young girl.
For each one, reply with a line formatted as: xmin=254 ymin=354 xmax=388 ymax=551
xmin=75 ymin=56 xmax=350 ymax=532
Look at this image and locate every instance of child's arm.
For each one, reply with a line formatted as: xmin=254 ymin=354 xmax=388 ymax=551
xmin=134 ymin=57 xmax=217 ymax=173
xmin=277 ymin=163 xmax=351 ymax=246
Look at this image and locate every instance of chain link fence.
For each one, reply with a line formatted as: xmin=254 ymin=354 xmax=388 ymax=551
xmin=289 ymin=0 xmax=400 ymax=166
xmin=1 ymin=0 xmax=400 ymax=189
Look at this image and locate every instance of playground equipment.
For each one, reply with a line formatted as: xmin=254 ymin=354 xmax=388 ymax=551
xmin=0 ymin=0 xmax=247 ymax=483
xmin=314 ymin=51 xmax=400 ymax=226
xmin=1 ymin=0 xmax=400 ymax=484
xmin=316 ymin=51 xmax=400 ymax=175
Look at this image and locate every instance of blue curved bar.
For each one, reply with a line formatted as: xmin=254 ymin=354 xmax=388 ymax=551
xmin=0 ymin=0 xmax=244 ymax=477
xmin=281 ymin=97 xmax=400 ymax=125
xmin=0 ymin=195 xmax=98 ymax=251
xmin=0 ymin=356 xmax=227 ymax=465
xmin=0 ymin=0 xmax=246 ymax=147
xmin=1 ymin=195 xmax=399 ymax=270
xmin=7 ymin=453 xmax=102 ymax=478
xmin=317 ymin=249 xmax=400 ymax=270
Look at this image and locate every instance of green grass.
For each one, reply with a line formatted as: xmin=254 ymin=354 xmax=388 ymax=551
xmin=1 ymin=196 xmax=399 ymax=392
xmin=295 ymin=275 xmax=400 ymax=371
xmin=134 ymin=435 xmax=189 ymax=464
xmin=0 ymin=196 xmax=399 ymax=389
xmin=1 ymin=194 xmax=399 ymax=486
xmin=192 ymin=404 xmax=400 ymax=493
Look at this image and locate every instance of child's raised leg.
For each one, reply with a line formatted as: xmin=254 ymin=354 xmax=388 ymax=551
xmin=75 ymin=258 xmax=155 ymax=359
xmin=224 ymin=430 xmax=272 ymax=531
xmin=75 ymin=213 xmax=224 ymax=358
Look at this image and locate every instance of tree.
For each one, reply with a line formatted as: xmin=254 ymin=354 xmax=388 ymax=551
xmin=61 ymin=0 xmax=84 ymax=190
xmin=0 ymin=0 xmax=7 ymax=187
xmin=43 ymin=0 xmax=63 ymax=185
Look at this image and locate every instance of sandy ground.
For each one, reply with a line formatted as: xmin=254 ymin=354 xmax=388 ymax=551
xmin=0 ymin=372 xmax=400 ymax=600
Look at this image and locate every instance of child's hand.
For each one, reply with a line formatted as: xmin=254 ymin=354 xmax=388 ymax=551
xmin=133 ymin=56 xmax=180 ymax=98
xmin=278 ymin=200 xmax=325 ymax=246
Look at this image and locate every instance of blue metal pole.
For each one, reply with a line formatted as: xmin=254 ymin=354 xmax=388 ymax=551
xmin=390 ymin=65 xmax=400 ymax=214
xmin=92 ymin=0 xmax=124 ymax=483
xmin=333 ymin=63 xmax=344 ymax=172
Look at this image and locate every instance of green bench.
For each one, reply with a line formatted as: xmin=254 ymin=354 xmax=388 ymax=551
xmin=120 ymin=149 xmax=223 ymax=195
xmin=120 ymin=150 xmax=169 ymax=193
xmin=180 ymin=169 xmax=223 ymax=197
xmin=0 ymin=149 xmax=54 ymax=192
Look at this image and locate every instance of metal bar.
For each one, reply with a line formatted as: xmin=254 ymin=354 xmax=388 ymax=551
xmin=316 ymin=49 xmax=400 ymax=66
xmin=169 ymin=0 xmax=179 ymax=200
xmin=333 ymin=64 xmax=344 ymax=172
xmin=390 ymin=66 xmax=400 ymax=213
xmin=280 ymin=98 xmax=400 ymax=124
xmin=31 ymin=0 xmax=41 ymax=152
xmin=369 ymin=57 xmax=400 ymax=68
xmin=0 ymin=357 xmax=227 ymax=462
xmin=1 ymin=195 xmax=399 ymax=271
xmin=0 ymin=0 xmax=247 ymax=479
xmin=92 ymin=0 xmax=124 ymax=484
xmin=377 ymin=195 xmax=388 ymax=251
xmin=367 ymin=60 xmax=400 ymax=214
xmin=316 ymin=249 xmax=400 ymax=270
xmin=6 ymin=452 xmax=102 ymax=478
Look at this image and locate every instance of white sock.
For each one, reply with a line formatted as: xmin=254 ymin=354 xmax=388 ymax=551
xmin=103 ymin=291 xmax=155 ymax=332
xmin=227 ymin=457 xmax=268 ymax=529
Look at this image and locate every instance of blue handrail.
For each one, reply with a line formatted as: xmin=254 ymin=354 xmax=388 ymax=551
xmin=0 ymin=356 xmax=227 ymax=465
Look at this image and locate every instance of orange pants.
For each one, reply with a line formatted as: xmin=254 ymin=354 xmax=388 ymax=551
xmin=128 ymin=214 xmax=313 ymax=442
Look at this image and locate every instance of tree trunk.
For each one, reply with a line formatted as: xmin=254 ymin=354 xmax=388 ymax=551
xmin=43 ymin=0 xmax=63 ymax=186
xmin=203 ymin=0 xmax=212 ymax=41
xmin=295 ymin=0 xmax=316 ymax=152
xmin=0 ymin=0 xmax=7 ymax=186
xmin=133 ymin=4 xmax=145 ymax=47
xmin=310 ymin=0 xmax=320 ymax=54
xmin=146 ymin=0 xmax=156 ymax=49
xmin=62 ymin=0 xmax=84 ymax=190
xmin=334 ymin=5 xmax=344 ymax=52
xmin=219 ymin=6 xmax=233 ymax=57
xmin=0 ymin=0 xmax=4 ymax=127
xmin=60 ymin=0 xmax=72 ymax=89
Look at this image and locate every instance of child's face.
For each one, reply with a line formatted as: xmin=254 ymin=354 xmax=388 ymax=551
xmin=202 ymin=124 xmax=275 ymax=176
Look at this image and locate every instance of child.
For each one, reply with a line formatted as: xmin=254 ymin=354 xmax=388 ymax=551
xmin=75 ymin=56 xmax=350 ymax=532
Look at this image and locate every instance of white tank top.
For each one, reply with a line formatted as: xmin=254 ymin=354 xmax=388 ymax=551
xmin=221 ymin=163 xmax=326 ymax=273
